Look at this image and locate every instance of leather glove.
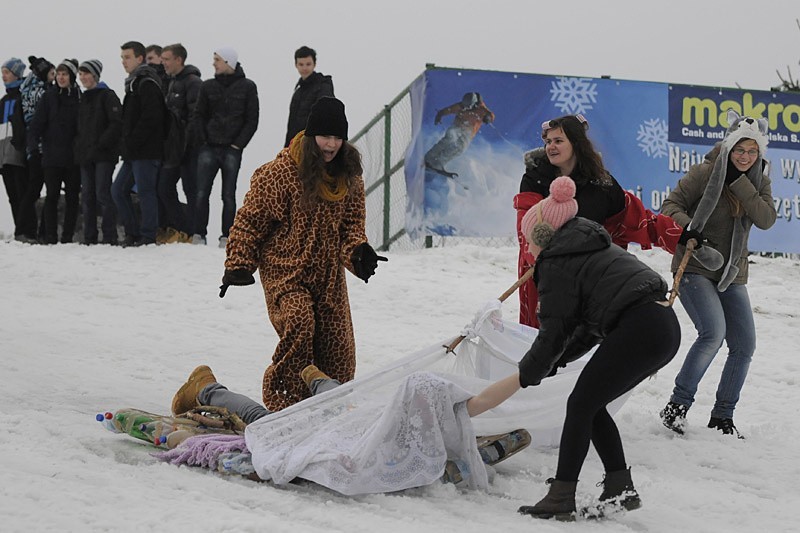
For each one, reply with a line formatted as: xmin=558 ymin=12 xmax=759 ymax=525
xmin=351 ymin=243 xmax=388 ymax=283
xmin=219 ymin=269 xmax=255 ymax=298
xmin=678 ymin=227 xmax=704 ymax=249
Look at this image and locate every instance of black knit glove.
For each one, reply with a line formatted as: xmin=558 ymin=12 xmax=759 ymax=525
xmin=351 ymin=243 xmax=388 ymax=283
xmin=219 ymin=269 xmax=255 ymax=298
xmin=678 ymin=227 xmax=704 ymax=249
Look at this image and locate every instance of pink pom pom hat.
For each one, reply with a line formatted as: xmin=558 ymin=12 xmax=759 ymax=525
xmin=520 ymin=176 xmax=579 ymax=244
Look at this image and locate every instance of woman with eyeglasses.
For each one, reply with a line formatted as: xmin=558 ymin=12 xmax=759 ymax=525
xmin=659 ymin=111 xmax=776 ymax=439
xmin=514 ymin=114 xmax=698 ymax=328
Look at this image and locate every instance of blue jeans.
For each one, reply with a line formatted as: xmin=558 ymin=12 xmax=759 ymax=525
xmin=81 ymin=161 xmax=118 ymax=243
xmin=194 ymin=145 xmax=242 ymax=238
xmin=670 ymin=273 xmax=756 ymax=419
xmin=111 ymin=159 xmax=161 ymax=241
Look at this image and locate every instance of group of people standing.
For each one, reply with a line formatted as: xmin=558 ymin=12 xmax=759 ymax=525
xmin=1 ymin=44 xmax=333 ymax=247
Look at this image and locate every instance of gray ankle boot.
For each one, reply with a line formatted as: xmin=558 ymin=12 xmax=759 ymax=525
xmin=518 ymin=478 xmax=577 ymax=521
xmin=583 ymin=467 xmax=642 ymax=518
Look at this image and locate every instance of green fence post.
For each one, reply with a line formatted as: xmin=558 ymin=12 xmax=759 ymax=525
xmin=382 ymin=105 xmax=391 ymax=250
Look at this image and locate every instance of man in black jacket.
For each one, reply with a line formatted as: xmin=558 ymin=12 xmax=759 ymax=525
xmin=157 ymin=43 xmax=201 ymax=243
xmin=284 ymin=46 xmax=334 ymax=147
xmin=190 ymin=46 xmax=259 ymax=247
xmin=110 ymin=40 xmax=165 ymax=246
xmin=75 ymin=59 xmax=122 ymax=245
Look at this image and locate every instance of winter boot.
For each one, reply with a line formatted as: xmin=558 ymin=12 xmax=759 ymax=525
xmin=660 ymin=401 xmax=689 ymax=435
xmin=582 ymin=467 xmax=642 ymax=518
xmin=708 ymin=417 xmax=744 ymax=439
xmin=171 ymin=365 xmax=217 ymax=415
xmin=518 ymin=478 xmax=577 ymax=521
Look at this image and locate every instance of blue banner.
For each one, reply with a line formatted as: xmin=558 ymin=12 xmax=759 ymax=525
xmin=404 ymin=67 xmax=800 ymax=254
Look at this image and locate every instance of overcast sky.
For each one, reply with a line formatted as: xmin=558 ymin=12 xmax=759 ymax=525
xmin=2 ymin=0 xmax=798 ymax=234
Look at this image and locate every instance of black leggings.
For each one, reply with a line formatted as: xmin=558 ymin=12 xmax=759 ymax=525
xmin=556 ymin=302 xmax=681 ymax=481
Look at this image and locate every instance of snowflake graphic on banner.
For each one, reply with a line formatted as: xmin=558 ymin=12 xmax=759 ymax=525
xmin=637 ymin=118 xmax=670 ymax=158
xmin=549 ymin=77 xmax=598 ymax=114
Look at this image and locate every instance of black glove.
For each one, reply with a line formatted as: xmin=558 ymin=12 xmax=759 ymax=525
xmin=219 ymin=269 xmax=255 ymax=298
xmin=434 ymin=111 xmax=443 ymax=125
xmin=678 ymin=227 xmax=704 ymax=249
xmin=351 ymin=243 xmax=388 ymax=283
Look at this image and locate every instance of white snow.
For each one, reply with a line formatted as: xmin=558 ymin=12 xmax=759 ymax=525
xmin=2 ymin=241 xmax=799 ymax=532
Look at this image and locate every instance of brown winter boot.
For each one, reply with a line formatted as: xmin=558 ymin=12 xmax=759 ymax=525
xmin=518 ymin=478 xmax=578 ymax=521
xmin=300 ymin=364 xmax=330 ymax=389
xmin=583 ymin=467 xmax=642 ymax=518
xmin=171 ymin=365 xmax=217 ymax=415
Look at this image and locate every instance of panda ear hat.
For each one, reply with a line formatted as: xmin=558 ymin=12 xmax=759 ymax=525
xmin=722 ymin=109 xmax=768 ymax=153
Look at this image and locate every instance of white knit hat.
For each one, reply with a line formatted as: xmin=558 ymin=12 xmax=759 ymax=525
xmin=214 ymin=46 xmax=238 ymax=69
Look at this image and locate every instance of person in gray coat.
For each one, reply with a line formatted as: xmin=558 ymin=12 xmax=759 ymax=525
xmin=659 ymin=110 xmax=777 ymax=439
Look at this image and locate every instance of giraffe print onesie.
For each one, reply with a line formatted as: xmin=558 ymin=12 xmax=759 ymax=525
xmin=225 ymin=147 xmax=367 ymax=411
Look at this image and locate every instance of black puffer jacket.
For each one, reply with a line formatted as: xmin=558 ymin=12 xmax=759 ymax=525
xmin=520 ymin=148 xmax=625 ymax=223
xmin=518 ymin=217 xmax=668 ymax=387
xmin=284 ymin=71 xmax=334 ymax=146
xmin=192 ymin=64 xmax=259 ymax=149
xmin=27 ymin=84 xmax=80 ymax=168
xmin=121 ymin=64 xmax=165 ymax=161
xmin=74 ymin=82 xmax=122 ymax=164
xmin=165 ymin=64 xmax=201 ymax=127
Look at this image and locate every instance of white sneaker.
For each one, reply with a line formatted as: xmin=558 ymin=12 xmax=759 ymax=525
xmin=191 ymin=234 xmax=206 ymax=245
xmin=218 ymin=237 xmax=228 ymax=249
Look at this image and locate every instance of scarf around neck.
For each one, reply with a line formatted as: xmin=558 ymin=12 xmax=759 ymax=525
xmin=288 ymin=130 xmax=348 ymax=202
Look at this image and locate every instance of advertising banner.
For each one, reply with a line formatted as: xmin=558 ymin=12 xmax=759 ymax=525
xmin=404 ymin=67 xmax=800 ymax=253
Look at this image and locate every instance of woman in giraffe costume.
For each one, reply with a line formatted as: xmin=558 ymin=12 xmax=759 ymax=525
xmin=220 ymin=97 xmax=387 ymax=412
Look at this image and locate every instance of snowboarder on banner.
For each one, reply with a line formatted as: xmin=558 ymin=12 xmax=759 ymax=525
xmin=424 ymin=91 xmax=494 ymax=178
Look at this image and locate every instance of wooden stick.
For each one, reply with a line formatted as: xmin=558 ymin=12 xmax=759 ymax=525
xmin=666 ymin=240 xmax=697 ymax=306
xmin=444 ymin=267 xmax=536 ymax=354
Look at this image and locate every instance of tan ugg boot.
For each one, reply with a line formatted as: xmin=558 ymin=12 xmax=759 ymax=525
xmin=171 ymin=365 xmax=217 ymax=415
xmin=300 ymin=364 xmax=330 ymax=389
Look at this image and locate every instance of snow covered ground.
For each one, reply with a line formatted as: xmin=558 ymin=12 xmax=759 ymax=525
xmin=2 ymin=241 xmax=799 ymax=532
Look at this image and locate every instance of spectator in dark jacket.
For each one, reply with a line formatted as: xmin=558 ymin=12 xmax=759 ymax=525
xmin=1 ymin=58 xmax=28 ymax=240
xmin=157 ymin=43 xmax=202 ymax=243
xmin=467 ymin=177 xmax=681 ymax=521
xmin=16 ymin=56 xmax=55 ymax=242
xmin=27 ymin=59 xmax=81 ymax=244
xmin=75 ymin=59 xmax=122 ymax=245
xmin=111 ymin=40 xmax=166 ymax=246
xmin=191 ymin=46 xmax=259 ymax=246
xmin=284 ymin=46 xmax=334 ymax=147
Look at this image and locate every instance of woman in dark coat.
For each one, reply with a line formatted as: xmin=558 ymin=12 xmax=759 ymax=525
xmin=468 ymin=176 xmax=681 ymax=520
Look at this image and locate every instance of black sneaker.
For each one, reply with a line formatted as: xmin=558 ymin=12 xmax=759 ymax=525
xmin=707 ymin=417 xmax=744 ymax=439
xmin=660 ymin=402 xmax=689 ymax=434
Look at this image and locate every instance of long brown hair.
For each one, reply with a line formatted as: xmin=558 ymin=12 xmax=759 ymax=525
xmin=541 ymin=115 xmax=613 ymax=186
xmin=298 ymin=136 xmax=364 ymax=203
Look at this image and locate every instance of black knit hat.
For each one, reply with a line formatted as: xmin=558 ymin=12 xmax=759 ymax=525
xmin=28 ymin=56 xmax=54 ymax=83
xmin=304 ymin=97 xmax=348 ymax=140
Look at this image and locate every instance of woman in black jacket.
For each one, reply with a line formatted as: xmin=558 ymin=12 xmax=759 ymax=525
xmin=466 ymin=176 xmax=681 ymax=520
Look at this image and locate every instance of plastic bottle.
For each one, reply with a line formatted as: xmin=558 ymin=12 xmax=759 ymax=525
xmin=96 ymin=412 xmax=120 ymax=433
xmin=217 ymin=452 xmax=255 ymax=476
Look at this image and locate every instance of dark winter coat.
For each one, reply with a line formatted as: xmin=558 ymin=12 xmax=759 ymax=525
xmin=121 ymin=64 xmax=166 ymax=161
xmin=0 ymin=83 xmax=26 ymax=167
xmin=192 ymin=64 xmax=259 ymax=149
xmin=165 ymin=64 xmax=201 ymax=127
xmin=518 ymin=217 xmax=668 ymax=387
xmin=284 ymin=71 xmax=334 ymax=147
xmin=520 ymin=148 xmax=625 ymax=223
xmin=74 ymin=82 xmax=122 ymax=164
xmin=27 ymin=84 xmax=80 ymax=168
